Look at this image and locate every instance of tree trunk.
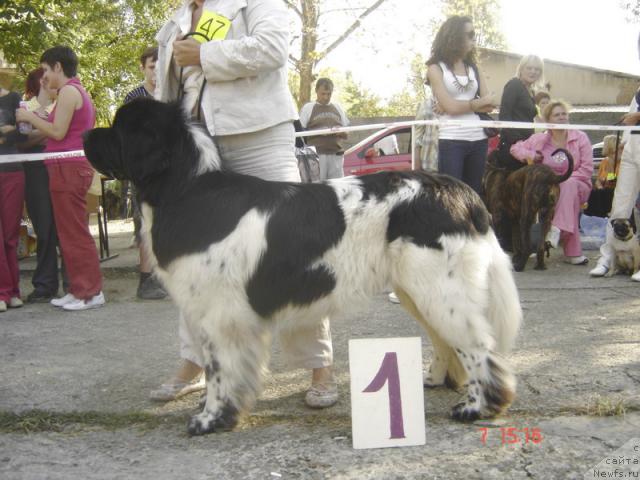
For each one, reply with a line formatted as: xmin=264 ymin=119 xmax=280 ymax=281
xmin=297 ymin=0 xmax=319 ymax=108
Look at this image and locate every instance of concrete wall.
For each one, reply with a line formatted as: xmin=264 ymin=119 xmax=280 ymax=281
xmin=478 ymin=48 xmax=640 ymax=106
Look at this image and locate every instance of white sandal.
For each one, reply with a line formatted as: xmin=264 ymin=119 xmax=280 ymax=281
xmin=305 ymin=383 xmax=338 ymax=408
xmin=149 ymin=374 xmax=206 ymax=402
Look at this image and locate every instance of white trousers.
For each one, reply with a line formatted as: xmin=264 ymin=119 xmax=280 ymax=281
xmin=318 ymin=153 xmax=345 ymax=180
xmin=596 ymin=134 xmax=640 ymax=268
xmin=178 ymin=122 xmax=333 ymax=369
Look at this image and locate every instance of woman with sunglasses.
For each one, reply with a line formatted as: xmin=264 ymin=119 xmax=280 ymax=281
xmin=426 ymin=15 xmax=497 ymax=194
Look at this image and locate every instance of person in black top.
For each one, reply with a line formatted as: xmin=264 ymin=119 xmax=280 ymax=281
xmin=17 ymin=68 xmax=64 ymax=303
xmin=122 ymin=46 xmax=167 ymax=300
xmin=483 ymin=55 xmax=544 ymax=250
xmin=496 ymin=54 xmax=544 ymax=170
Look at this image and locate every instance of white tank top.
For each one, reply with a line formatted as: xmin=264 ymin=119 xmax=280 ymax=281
xmin=437 ymin=62 xmax=486 ymax=142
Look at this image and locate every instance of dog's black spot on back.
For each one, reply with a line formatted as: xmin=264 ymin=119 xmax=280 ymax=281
xmin=150 ymin=173 xmax=262 ymax=268
xmin=150 ymin=171 xmax=345 ymax=319
xmin=246 ymin=184 xmax=346 ymax=317
xmin=361 ymin=171 xmax=490 ymax=249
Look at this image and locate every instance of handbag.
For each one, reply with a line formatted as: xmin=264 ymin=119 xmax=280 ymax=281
xmin=295 ymin=141 xmax=321 ymax=183
xmin=469 ymin=64 xmax=499 ymax=138
xmin=477 ymin=111 xmax=499 ymax=138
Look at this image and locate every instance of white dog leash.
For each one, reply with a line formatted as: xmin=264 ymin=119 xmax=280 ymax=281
xmin=2 ymin=119 xmax=640 ymax=165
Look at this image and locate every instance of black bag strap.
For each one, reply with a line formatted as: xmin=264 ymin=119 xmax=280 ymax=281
xmin=469 ymin=63 xmax=481 ymax=99
xmin=176 ymin=31 xmax=209 ymax=122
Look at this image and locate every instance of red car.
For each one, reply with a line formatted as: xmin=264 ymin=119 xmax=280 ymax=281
xmin=343 ymin=126 xmax=413 ymax=176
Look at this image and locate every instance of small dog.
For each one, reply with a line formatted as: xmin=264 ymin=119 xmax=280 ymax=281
xmin=83 ymin=98 xmax=522 ymax=435
xmin=606 ymin=218 xmax=640 ymax=276
xmin=485 ymin=149 xmax=574 ymax=272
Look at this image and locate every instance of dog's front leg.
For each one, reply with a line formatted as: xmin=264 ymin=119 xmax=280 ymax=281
xmin=604 ymin=262 xmax=617 ymax=277
xmin=187 ymin=320 xmax=271 ymax=436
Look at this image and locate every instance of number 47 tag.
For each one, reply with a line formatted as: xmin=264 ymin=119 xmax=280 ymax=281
xmin=349 ymin=337 xmax=426 ymax=449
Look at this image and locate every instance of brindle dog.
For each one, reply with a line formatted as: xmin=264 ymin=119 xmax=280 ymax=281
xmin=484 ymin=148 xmax=574 ymax=272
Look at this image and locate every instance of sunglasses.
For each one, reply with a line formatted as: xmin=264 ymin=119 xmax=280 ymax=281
xmin=466 ymin=30 xmax=476 ymax=41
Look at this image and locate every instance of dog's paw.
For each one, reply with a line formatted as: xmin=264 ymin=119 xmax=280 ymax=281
xmin=187 ymin=411 xmax=217 ymax=436
xmin=187 ymin=404 xmax=239 ymax=436
xmin=534 ymin=263 xmax=546 ymax=270
xmin=423 ymin=375 xmax=445 ymax=388
xmin=451 ymin=402 xmax=481 ymax=422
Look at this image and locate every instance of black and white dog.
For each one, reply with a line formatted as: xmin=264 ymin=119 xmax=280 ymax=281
xmin=83 ymin=99 xmax=522 ymax=436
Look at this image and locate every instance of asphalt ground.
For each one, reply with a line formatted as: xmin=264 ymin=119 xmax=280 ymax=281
xmin=0 ymin=222 xmax=638 ymax=479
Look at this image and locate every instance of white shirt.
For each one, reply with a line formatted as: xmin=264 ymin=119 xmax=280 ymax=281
xmin=436 ymin=62 xmax=486 ymax=142
xmin=155 ymin=0 xmax=298 ymax=136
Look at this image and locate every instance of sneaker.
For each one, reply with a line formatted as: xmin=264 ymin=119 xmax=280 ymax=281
xmin=8 ymin=297 xmax=23 ymax=308
xmin=305 ymin=383 xmax=338 ymax=408
xmin=388 ymin=292 xmax=401 ymax=304
xmin=27 ymin=291 xmax=56 ymax=303
xmin=149 ymin=374 xmax=206 ymax=402
xmin=546 ymin=226 xmax=561 ymax=249
xmin=564 ymin=255 xmax=589 ymax=265
xmin=589 ymin=264 xmax=609 ymax=277
xmin=0 ymin=301 xmax=6 ymax=313
xmin=62 ymin=292 xmax=106 ymax=311
xmin=631 ymin=270 xmax=640 ymax=282
xmin=51 ymin=293 xmax=78 ymax=307
xmin=137 ymin=275 xmax=168 ymax=300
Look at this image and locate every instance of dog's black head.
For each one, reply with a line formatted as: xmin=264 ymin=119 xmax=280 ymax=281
xmin=83 ymin=98 xmax=208 ymax=204
xmin=611 ymin=218 xmax=635 ymax=241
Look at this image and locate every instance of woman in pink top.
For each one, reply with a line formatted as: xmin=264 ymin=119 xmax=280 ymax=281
xmin=16 ymin=46 xmax=104 ymax=311
xmin=510 ymin=100 xmax=593 ymax=265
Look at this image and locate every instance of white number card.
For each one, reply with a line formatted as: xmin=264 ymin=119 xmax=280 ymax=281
xmin=349 ymin=337 xmax=426 ymax=449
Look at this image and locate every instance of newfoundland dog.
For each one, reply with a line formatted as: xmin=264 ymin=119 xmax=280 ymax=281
xmin=83 ymin=98 xmax=522 ymax=436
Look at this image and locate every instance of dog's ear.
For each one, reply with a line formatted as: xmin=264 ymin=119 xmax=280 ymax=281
xmin=83 ymin=127 xmax=126 ymax=179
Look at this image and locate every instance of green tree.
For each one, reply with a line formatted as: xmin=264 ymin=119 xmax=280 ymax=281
xmin=621 ymin=1 xmax=640 ymax=21
xmin=437 ymin=0 xmax=506 ymax=49
xmin=340 ymin=71 xmax=385 ymax=117
xmin=284 ymin=0 xmax=388 ymax=108
xmin=0 ymin=0 xmax=180 ymax=124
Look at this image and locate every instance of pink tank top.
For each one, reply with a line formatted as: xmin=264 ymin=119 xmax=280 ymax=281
xmin=44 ymin=77 xmax=96 ymax=165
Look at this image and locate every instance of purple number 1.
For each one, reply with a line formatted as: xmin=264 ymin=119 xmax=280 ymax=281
xmin=363 ymin=352 xmax=405 ymax=439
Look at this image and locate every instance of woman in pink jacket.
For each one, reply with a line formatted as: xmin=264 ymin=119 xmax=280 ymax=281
xmin=510 ymin=100 xmax=593 ymax=265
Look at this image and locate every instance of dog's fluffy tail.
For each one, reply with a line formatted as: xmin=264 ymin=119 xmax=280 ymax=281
xmin=486 ymin=234 xmax=522 ymax=353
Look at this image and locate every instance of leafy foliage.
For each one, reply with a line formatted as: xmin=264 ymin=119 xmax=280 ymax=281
xmin=437 ymin=0 xmax=506 ymax=49
xmin=0 ymin=0 xmax=180 ymax=124
xmin=621 ymin=1 xmax=640 ymax=21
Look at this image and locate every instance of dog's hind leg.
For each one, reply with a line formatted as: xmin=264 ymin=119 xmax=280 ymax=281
xmin=450 ymin=349 xmax=516 ymax=421
xmin=187 ymin=316 xmax=271 ymax=436
xmin=392 ymin=236 xmax=519 ymax=421
xmin=394 ymin=288 xmax=465 ymax=390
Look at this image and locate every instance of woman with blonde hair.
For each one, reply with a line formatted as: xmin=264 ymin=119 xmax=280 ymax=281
xmin=511 ymin=100 xmax=593 ymax=265
xmin=496 ymin=54 xmax=545 ymax=169
xmin=485 ymin=54 xmax=544 ymax=249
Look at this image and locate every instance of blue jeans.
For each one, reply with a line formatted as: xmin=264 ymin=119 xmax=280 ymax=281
xmin=438 ymin=139 xmax=488 ymax=195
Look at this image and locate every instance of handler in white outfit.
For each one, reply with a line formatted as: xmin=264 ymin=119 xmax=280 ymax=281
xmin=149 ymin=0 xmax=337 ymax=408
xmin=590 ymin=91 xmax=640 ymax=280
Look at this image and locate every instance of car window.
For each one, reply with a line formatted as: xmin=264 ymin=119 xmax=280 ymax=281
xmin=372 ymin=131 xmax=411 ymax=156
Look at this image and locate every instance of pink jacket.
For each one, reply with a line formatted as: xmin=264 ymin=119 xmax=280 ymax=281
xmin=510 ymin=130 xmax=593 ymax=189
